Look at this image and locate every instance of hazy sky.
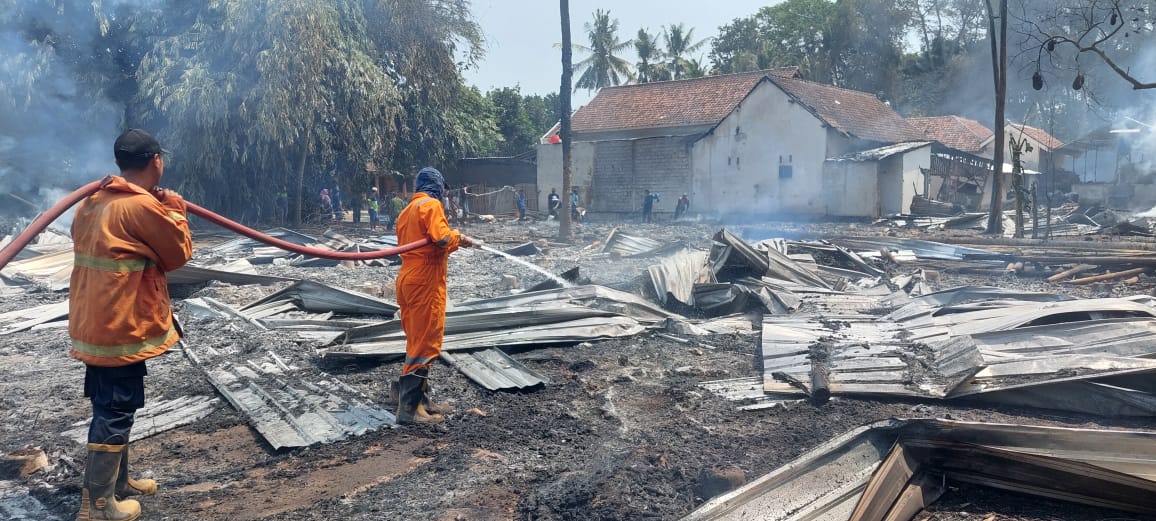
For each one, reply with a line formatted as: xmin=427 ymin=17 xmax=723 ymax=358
xmin=464 ymin=0 xmax=781 ymax=105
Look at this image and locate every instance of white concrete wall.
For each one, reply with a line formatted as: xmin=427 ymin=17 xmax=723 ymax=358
xmin=822 ymin=161 xmax=879 ymax=217
xmin=900 ymin=145 xmax=931 ymax=214
xmin=692 ymin=80 xmax=831 ymax=217
xmin=536 ymin=141 xmax=595 ymax=210
xmin=1005 ymin=127 xmax=1045 ymax=171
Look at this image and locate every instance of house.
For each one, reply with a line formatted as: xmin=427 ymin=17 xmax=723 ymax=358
xmin=1004 ymin=123 xmax=1065 ymax=173
xmin=908 ymin=115 xmax=996 ymax=210
xmin=1059 ymin=124 xmax=1156 ymax=208
xmin=537 ymin=68 xmax=931 ymax=219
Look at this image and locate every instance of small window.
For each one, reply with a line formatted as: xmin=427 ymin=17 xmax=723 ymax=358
xmin=779 ymin=164 xmax=793 ymax=179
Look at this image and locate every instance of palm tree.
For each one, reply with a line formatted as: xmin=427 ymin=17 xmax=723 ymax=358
xmin=684 ymin=57 xmax=707 ymax=78
xmin=634 ymin=28 xmax=668 ymax=83
xmin=573 ymin=9 xmax=634 ymax=92
xmin=662 ymin=23 xmax=710 ymax=80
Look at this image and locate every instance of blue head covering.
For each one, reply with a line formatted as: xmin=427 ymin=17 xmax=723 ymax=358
xmin=415 ymin=167 xmax=445 ymax=201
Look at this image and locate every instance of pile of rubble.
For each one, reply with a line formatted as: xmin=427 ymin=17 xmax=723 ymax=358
xmin=5 ymin=219 xmax=1156 ymax=519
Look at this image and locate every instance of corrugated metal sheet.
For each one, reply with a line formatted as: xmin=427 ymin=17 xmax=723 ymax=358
xmin=684 ymin=419 xmax=1156 ymax=521
xmin=62 ymin=395 xmax=220 ymax=445
xmin=0 ymin=300 xmax=68 ymax=335
xmin=187 ymin=346 xmax=394 ymax=450
xmin=442 ymin=349 xmax=549 ymax=390
xmin=602 ymin=228 xmax=683 ymax=257
xmin=242 ymin=280 xmax=397 ymax=317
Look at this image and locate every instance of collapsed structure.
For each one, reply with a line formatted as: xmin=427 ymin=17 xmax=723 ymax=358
xmin=7 ymin=216 xmax=1156 ymax=518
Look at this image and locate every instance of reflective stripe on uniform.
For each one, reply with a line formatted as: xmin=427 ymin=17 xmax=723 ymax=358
xmin=167 ymin=211 xmax=187 ymax=223
xmin=404 ymin=354 xmax=437 ymax=368
xmin=71 ymin=327 xmax=177 ymax=357
xmin=74 ymin=253 xmax=154 ymax=273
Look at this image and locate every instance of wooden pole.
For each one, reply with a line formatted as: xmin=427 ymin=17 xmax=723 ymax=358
xmin=1068 ymin=267 xmax=1151 ymax=285
xmin=1046 ymin=263 xmax=1098 ymax=283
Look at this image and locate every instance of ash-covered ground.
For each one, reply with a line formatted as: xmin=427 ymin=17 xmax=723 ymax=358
xmin=2 ymin=217 xmax=1154 ymax=521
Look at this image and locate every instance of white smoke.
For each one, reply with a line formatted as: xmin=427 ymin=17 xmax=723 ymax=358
xmin=0 ymin=3 xmax=124 ymax=214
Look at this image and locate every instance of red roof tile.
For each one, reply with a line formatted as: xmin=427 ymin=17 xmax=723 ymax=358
xmin=1008 ymin=123 xmax=1064 ymax=151
xmin=571 ymin=68 xmax=800 ymax=134
xmin=768 ymin=77 xmax=927 ymax=143
xmin=907 ymin=115 xmax=994 ymax=153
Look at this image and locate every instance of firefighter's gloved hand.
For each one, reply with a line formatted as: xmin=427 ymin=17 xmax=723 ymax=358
xmin=460 ymin=235 xmax=481 ymax=248
xmin=154 ymin=188 xmax=188 ymax=216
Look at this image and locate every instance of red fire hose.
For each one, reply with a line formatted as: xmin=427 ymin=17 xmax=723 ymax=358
xmin=0 ymin=178 xmax=432 ymax=270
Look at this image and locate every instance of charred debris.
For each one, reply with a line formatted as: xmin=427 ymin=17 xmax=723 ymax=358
xmin=7 ymin=220 xmax=1156 ymax=518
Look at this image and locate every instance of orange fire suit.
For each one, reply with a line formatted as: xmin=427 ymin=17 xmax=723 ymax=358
xmin=69 ymin=176 xmax=193 ymax=367
xmin=396 ymin=192 xmax=461 ymax=375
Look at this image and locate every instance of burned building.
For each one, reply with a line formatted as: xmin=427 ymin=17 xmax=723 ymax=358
xmin=1061 ymin=124 xmax=1156 ymax=209
xmin=538 ymin=69 xmax=931 ymax=219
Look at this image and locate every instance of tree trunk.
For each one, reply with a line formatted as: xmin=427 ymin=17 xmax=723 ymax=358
xmin=558 ymin=0 xmax=574 ymax=241
xmin=293 ymin=130 xmax=311 ymax=226
xmin=984 ymin=0 xmax=1007 ymax=235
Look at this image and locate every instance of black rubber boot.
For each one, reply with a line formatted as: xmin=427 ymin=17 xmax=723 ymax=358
xmin=115 ymin=431 xmax=156 ymax=500
xmin=77 ymin=443 xmax=140 ymax=521
xmin=417 ymin=367 xmax=454 ymax=415
xmin=395 ymin=373 xmax=443 ymax=425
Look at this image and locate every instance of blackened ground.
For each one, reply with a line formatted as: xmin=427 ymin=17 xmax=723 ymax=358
xmin=4 ymin=219 xmax=1156 ymax=520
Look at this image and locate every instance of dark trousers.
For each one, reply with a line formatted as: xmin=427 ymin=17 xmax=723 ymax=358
xmin=643 ymin=207 xmax=653 ymax=223
xmin=85 ymin=362 xmax=146 ymax=444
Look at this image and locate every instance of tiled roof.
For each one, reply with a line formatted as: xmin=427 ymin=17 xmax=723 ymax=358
xmin=1008 ymin=123 xmax=1064 ymax=150
xmin=768 ymin=76 xmax=927 ymax=143
xmin=907 ymin=116 xmax=994 ymax=153
xmin=571 ymin=68 xmax=801 ymax=134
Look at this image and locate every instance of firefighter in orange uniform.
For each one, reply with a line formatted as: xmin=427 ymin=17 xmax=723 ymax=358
xmin=71 ymin=129 xmax=192 ymax=520
xmin=394 ymin=167 xmax=477 ymax=424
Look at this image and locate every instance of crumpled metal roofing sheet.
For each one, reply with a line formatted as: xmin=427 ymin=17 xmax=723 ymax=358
xmin=647 ymin=250 xmax=711 ymax=306
xmin=684 ymin=419 xmax=1156 ymax=520
xmin=451 ymin=284 xmax=675 ymax=323
xmin=442 ymin=348 xmax=549 ymax=391
xmin=602 ymin=228 xmax=683 ymax=257
xmin=242 ymin=279 xmax=397 ymax=316
xmin=324 ymin=314 xmax=645 ymax=359
xmin=829 ymin=237 xmax=996 ymax=261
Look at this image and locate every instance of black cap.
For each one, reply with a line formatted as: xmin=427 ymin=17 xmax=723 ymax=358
xmin=114 ymin=128 xmax=167 ymax=162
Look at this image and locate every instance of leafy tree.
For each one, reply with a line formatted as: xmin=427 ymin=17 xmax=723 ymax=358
xmin=662 ymin=23 xmax=709 ymax=79
xmin=634 ymin=28 xmax=670 ymax=83
xmin=487 ymin=87 xmax=561 ymax=155
xmin=826 ymin=0 xmax=909 ymax=98
xmin=573 ymin=9 xmax=633 ymax=92
xmin=710 ymin=16 xmax=763 ymax=74
xmin=710 ymin=0 xmax=836 ymax=78
xmin=131 ymin=0 xmax=486 ymax=222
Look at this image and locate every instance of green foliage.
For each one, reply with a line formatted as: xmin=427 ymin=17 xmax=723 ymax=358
xmin=662 ymin=23 xmax=709 ymax=80
xmin=634 ymin=28 xmax=669 ymax=83
xmin=573 ymin=9 xmax=634 ymax=92
xmin=710 ymin=0 xmax=835 ymax=78
xmin=129 ymin=0 xmax=486 ymax=220
xmin=487 ymin=87 xmax=561 ymax=155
